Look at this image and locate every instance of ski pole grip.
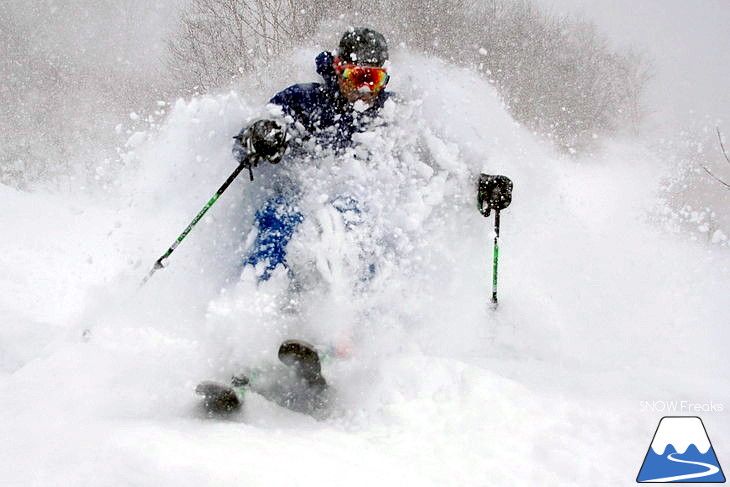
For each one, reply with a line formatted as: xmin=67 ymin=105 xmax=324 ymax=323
xmin=478 ymin=174 xmax=513 ymax=217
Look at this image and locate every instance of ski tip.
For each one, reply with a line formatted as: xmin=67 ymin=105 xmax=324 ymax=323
xmin=278 ymin=339 xmax=326 ymax=388
xmin=278 ymin=339 xmax=319 ymax=367
xmin=195 ymin=381 xmax=242 ymax=415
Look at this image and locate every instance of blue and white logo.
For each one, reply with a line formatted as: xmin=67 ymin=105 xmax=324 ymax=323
xmin=637 ymin=416 xmax=725 ymax=483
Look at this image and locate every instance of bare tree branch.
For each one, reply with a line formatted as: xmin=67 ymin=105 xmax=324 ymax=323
xmin=699 ymin=128 xmax=730 ymax=190
xmin=701 ymin=165 xmax=730 ymax=190
xmin=718 ymin=127 xmax=730 ymax=166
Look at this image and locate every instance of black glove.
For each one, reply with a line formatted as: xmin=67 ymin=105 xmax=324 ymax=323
xmin=233 ymin=119 xmax=289 ymax=168
xmin=477 ymin=174 xmax=513 ymax=217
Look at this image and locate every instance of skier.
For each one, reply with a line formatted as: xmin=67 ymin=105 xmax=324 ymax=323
xmin=232 ymin=26 xmax=392 ymax=282
xmin=197 ymin=27 xmax=393 ymax=417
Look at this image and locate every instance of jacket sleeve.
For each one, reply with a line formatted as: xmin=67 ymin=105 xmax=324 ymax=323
xmin=268 ymin=84 xmax=318 ymax=123
xmin=232 ymin=126 xmax=248 ymax=163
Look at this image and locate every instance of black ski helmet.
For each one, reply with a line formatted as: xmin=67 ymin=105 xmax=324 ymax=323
xmin=337 ymin=27 xmax=388 ymax=66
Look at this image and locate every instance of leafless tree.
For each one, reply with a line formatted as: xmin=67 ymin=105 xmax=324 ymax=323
xmin=165 ymin=0 xmax=328 ymax=91
xmin=462 ymin=3 xmax=652 ymax=151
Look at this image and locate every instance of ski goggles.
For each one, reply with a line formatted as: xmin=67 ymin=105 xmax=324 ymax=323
xmin=334 ymin=59 xmax=389 ymax=92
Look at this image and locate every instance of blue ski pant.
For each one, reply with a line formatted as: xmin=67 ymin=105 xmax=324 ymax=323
xmin=245 ymin=193 xmax=366 ymax=281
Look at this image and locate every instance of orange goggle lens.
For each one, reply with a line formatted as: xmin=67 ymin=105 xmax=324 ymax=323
xmin=336 ymin=64 xmax=389 ymax=91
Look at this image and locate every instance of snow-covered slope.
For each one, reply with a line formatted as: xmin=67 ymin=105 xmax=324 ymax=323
xmin=0 ymin=51 xmax=728 ymax=486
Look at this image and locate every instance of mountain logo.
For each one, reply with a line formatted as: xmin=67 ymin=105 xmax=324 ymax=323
xmin=637 ymin=416 xmax=726 ymax=483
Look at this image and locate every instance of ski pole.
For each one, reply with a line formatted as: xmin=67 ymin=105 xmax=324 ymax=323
xmin=491 ymin=209 xmax=500 ymax=306
xmin=477 ymin=174 xmax=513 ymax=308
xmin=141 ymin=154 xmax=254 ymax=286
xmin=141 ymin=119 xmax=289 ymax=286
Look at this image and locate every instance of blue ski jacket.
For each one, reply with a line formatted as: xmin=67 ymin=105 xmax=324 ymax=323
xmin=235 ymin=51 xmax=392 ymax=156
